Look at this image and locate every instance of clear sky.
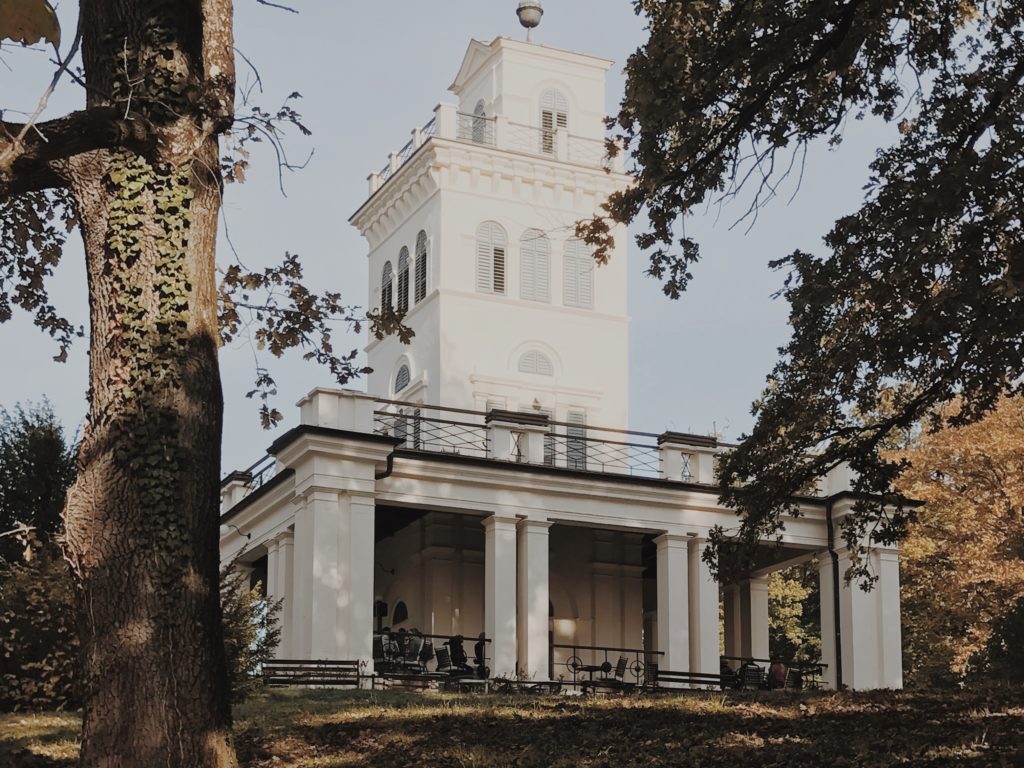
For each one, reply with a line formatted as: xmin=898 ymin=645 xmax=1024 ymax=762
xmin=0 ymin=1 xmax=894 ymax=472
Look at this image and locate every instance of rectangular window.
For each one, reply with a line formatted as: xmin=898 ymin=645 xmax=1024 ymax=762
xmin=566 ymin=409 xmax=587 ymax=471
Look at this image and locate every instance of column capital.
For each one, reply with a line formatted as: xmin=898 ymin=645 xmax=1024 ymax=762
xmin=516 ymin=518 xmax=552 ymax=532
xmin=482 ymin=514 xmax=519 ymax=532
xmin=654 ymin=532 xmax=692 ymax=549
xmin=274 ymin=530 xmax=295 ymax=547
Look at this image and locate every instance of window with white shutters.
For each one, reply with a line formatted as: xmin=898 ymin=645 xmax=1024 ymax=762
xmin=563 ymin=238 xmax=593 ymax=309
xmin=381 ymin=261 xmax=394 ymax=311
xmin=518 ymin=350 xmax=554 ymax=376
xmin=394 ymin=364 xmax=411 ymax=394
xmin=520 ymin=229 xmax=550 ymax=302
xmin=397 ymin=247 xmax=410 ymax=313
xmin=540 ymin=89 xmax=569 ymax=155
xmin=566 ymin=409 xmax=587 ymax=470
xmin=472 ymin=99 xmax=487 ymax=144
xmin=476 ymin=221 xmax=508 ymax=295
xmin=414 ymin=230 xmax=428 ymax=303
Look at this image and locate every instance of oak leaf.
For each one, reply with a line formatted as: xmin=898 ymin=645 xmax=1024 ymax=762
xmin=0 ymin=0 xmax=60 ymax=46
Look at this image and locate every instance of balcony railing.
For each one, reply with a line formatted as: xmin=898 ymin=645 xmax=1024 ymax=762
xmin=366 ymin=104 xmax=623 ymax=196
xmin=373 ymin=399 xmax=664 ymax=478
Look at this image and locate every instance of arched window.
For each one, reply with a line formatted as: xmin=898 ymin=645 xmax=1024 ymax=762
xmin=472 ymin=99 xmax=488 ymax=144
xmin=394 ymin=364 xmax=411 ymax=393
xmin=392 ymin=600 xmax=408 ymax=626
xmin=414 ymin=230 xmax=428 ymax=303
xmin=540 ymin=88 xmax=569 ymax=154
xmin=476 ymin=221 xmax=507 ymax=295
xmin=518 ymin=350 xmax=554 ymax=376
xmin=397 ymin=247 xmax=410 ymax=313
xmin=381 ymin=261 xmax=394 ymax=311
xmin=562 ymin=238 xmax=593 ymax=309
xmin=520 ymin=229 xmax=550 ymax=302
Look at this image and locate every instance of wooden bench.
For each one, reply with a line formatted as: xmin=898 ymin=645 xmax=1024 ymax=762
xmin=646 ymin=668 xmax=724 ymax=691
xmin=263 ymin=659 xmax=361 ymax=688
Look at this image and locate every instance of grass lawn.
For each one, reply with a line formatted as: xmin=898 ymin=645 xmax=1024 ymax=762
xmin=2 ymin=686 xmax=1022 ymax=767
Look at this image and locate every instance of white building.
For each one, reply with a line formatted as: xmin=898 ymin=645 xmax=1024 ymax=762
xmin=220 ymin=15 xmax=904 ymax=691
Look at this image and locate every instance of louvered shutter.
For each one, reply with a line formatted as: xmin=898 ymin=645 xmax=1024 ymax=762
xmin=476 ymin=221 xmax=507 ymax=294
xmin=540 ymin=89 xmax=569 ymax=155
xmin=518 ymin=350 xmax=553 ymax=376
xmin=563 ymin=238 xmax=593 ymax=309
xmin=381 ymin=261 xmax=394 ymax=311
xmin=394 ymin=365 xmax=411 ymax=393
xmin=567 ymin=409 xmax=587 ymax=470
xmin=520 ymin=229 xmax=550 ymax=302
xmin=397 ymin=247 xmax=410 ymax=312
xmin=414 ymin=231 xmax=428 ymax=303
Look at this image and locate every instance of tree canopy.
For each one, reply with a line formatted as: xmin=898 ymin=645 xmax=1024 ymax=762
xmin=588 ymin=1 xmax=1024 ymax=580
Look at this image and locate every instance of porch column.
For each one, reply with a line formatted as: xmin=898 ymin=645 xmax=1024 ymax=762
xmin=654 ymin=534 xmax=689 ymax=672
xmin=835 ymin=547 xmax=903 ymax=689
xmin=272 ymin=531 xmax=295 ymax=658
xmin=265 ymin=537 xmax=281 ymax=604
xmin=517 ymin=519 xmax=551 ymax=680
xmin=740 ymin=576 xmax=770 ymax=660
xmin=818 ymin=554 xmax=839 ymax=690
xmin=688 ymin=538 xmax=720 ymax=677
xmin=291 ymin=490 xmax=375 ymax=663
xmin=722 ymin=585 xmax=742 ymax=662
xmin=347 ymin=495 xmax=376 ymax=671
xmin=484 ymin=515 xmax=518 ymax=678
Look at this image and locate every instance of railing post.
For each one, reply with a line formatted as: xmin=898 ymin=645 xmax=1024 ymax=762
xmin=486 ymin=409 xmax=550 ymax=463
xmin=367 ymin=171 xmax=382 ymax=195
xmin=434 ymin=103 xmax=457 ymax=139
xmin=657 ymin=431 xmax=718 ymax=483
xmin=220 ymin=470 xmax=252 ymax=513
xmin=297 ymin=387 xmax=378 ymax=433
xmin=388 ymin=151 xmax=400 ymax=175
xmin=412 ymin=126 xmax=425 ymax=149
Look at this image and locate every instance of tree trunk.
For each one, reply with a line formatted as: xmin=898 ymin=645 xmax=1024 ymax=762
xmin=60 ymin=2 xmax=237 ymax=765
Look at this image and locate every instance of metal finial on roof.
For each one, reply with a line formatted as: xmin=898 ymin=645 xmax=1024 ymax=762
xmin=517 ymin=1 xmax=543 ymax=42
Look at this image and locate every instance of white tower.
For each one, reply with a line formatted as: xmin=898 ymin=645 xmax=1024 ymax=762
xmin=350 ymin=25 xmax=631 ymax=429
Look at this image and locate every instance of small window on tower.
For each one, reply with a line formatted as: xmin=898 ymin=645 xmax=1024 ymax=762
xmin=518 ymin=350 xmax=554 ymax=376
xmin=476 ymin=221 xmax=508 ymax=295
xmin=394 ymin=364 xmax=411 ymax=394
xmin=540 ymin=88 xmax=569 ymax=155
xmin=397 ymin=247 xmax=410 ymax=313
xmin=414 ymin=231 xmax=428 ymax=303
xmin=381 ymin=261 xmax=394 ymax=311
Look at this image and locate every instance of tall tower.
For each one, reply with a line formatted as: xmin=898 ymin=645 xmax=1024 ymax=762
xmin=350 ymin=26 xmax=631 ymax=429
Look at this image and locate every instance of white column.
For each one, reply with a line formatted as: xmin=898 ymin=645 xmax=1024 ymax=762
xmin=347 ymin=495 xmax=376 ymax=673
xmin=877 ymin=549 xmax=904 ymax=689
xmin=291 ymin=490 xmax=375 ymax=663
xmin=741 ymin=576 xmax=770 ymax=661
xmin=273 ymin=531 xmax=295 ymax=659
xmin=265 ymin=537 xmax=281 ymax=604
xmin=654 ymin=534 xmax=689 ymax=672
xmin=484 ymin=515 xmax=518 ymax=678
xmin=688 ymin=538 xmax=720 ymax=678
xmin=517 ymin=519 xmax=551 ymax=679
xmin=818 ymin=554 xmax=839 ymax=690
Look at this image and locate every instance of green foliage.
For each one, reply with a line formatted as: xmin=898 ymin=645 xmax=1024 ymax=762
xmin=0 ymin=548 xmax=78 ymax=711
xmin=0 ymin=400 xmax=75 ymax=564
xmin=595 ymin=2 xmax=1024 ymax=584
xmin=220 ymin=556 xmax=280 ymax=703
xmin=768 ymin=562 xmax=821 ymax=664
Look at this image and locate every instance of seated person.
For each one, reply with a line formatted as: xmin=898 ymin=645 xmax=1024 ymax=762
xmin=767 ymin=660 xmax=788 ymax=689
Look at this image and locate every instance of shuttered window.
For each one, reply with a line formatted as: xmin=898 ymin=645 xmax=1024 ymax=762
xmin=540 ymin=89 xmax=569 ymax=155
xmin=394 ymin=364 xmax=411 ymax=393
xmin=476 ymin=221 xmax=507 ymax=295
xmin=567 ymin=409 xmax=587 ymax=470
xmin=414 ymin=230 xmax=428 ymax=303
xmin=563 ymin=238 xmax=593 ymax=309
xmin=397 ymin=247 xmax=410 ymax=313
xmin=472 ymin=99 xmax=487 ymax=144
xmin=520 ymin=229 xmax=550 ymax=302
xmin=381 ymin=261 xmax=394 ymax=311
xmin=518 ymin=350 xmax=554 ymax=376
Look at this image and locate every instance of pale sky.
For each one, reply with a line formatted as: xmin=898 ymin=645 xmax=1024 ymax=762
xmin=0 ymin=1 xmax=894 ymax=473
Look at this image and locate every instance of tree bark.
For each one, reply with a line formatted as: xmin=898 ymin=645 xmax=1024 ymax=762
xmin=55 ymin=1 xmax=238 ymax=765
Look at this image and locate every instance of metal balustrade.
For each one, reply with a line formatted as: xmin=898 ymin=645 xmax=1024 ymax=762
xmin=456 ymin=112 xmax=496 ymax=146
xmin=553 ymin=643 xmax=663 ymax=690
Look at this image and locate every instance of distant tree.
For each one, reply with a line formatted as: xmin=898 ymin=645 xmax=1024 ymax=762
xmin=0 ymin=400 xmax=75 ymax=563
xmin=587 ymin=2 xmax=1024 ymax=582
xmin=768 ymin=563 xmax=821 ymax=664
xmin=894 ymin=397 xmax=1024 ymax=684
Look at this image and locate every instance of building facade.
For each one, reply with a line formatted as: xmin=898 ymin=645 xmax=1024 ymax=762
xmin=219 ymin=32 xmax=904 ymax=691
